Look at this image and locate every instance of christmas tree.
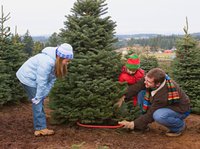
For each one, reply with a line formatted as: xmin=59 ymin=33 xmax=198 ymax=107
xmin=172 ymin=18 xmax=200 ymax=113
xmin=0 ymin=6 xmax=28 ymax=105
xmin=49 ymin=0 xmax=137 ymax=125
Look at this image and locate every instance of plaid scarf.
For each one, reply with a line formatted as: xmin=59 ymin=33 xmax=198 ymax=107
xmin=142 ymin=75 xmax=180 ymax=113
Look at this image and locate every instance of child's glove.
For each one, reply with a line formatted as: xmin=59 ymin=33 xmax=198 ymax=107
xmin=118 ymin=120 xmax=134 ymax=129
xmin=31 ymin=97 xmax=45 ymax=105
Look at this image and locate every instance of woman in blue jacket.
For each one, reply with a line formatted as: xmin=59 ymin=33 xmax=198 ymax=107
xmin=16 ymin=43 xmax=73 ymax=136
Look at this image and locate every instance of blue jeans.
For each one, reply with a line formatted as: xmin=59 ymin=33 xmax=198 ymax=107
xmin=21 ymin=83 xmax=46 ymax=130
xmin=153 ymin=108 xmax=189 ymax=133
xmin=137 ymin=90 xmax=146 ymax=112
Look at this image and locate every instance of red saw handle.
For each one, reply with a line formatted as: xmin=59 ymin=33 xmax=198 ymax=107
xmin=77 ymin=121 xmax=124 ymax=129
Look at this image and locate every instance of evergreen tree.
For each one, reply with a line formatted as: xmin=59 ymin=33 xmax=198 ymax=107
xmin=59 ymin=0 xmax=117 ymax=53
xmin=0 ymin=39 xmax=13 ymax=105
xmin=0 ymin=5 xmax=12 ymax=105
xmin=172 ymin=18 xmax=200 ymax=114
xmin=10 ymin=34 xmax=28 ymax=102
xmin=0 ymin=6 xmax=28 ymax=105
xmin=45 ymin=32 xmax=61 ymax=47
xmin=11 ymin=33 xmax=22 ymax=43
xmin=49 ymin=0 xmax=133 ymax=125
xmin=22 ymin=30 xmax=34 ymax=56
xmin=0 ymin=6 xmax=11 ymax=39
xmin=32 ymin=41 xmax=45 ymax=55
xmin=140 ymin=54 xmax=159 ymax=73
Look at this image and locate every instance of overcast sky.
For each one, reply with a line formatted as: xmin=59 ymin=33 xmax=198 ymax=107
xmin=1 ymin=0 xmax=200 ymax=36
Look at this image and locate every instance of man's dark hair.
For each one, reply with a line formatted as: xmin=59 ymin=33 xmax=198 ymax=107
xmin=146 ymin=68 xmax=166 ymax=84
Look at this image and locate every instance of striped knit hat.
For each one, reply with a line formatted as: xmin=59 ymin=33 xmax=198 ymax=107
xmin=56 ymin=43 xmax=74 ymax=59
xmin=126 ymin=54 xmax=140 ymax=70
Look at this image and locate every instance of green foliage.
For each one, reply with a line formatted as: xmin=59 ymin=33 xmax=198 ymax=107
xmin=49 ymin=0 xmax=139 ymax=125
xmin=22 ymin=30 xmax=34 ymax=56
xmin=114 ymin=101 xmax=140 ymax=121
xmin=10 ymin=36 xmax=29 ymax=102
xmin=60 ymin=0 xmax=117 ymax=54
xmin=124 ymin=49 xmax=139 ymax=59
xmin=0 ymin=48 xmax=12 ymax=105
xmin=140 ymin=54 xmax=159 ymax=72
xmin=0 ymin=35 xmax=28 ymax=105
xmin=172 ymin=18 xmax=200 ymax=113
xmin=50 ymin=51 xmax=127 ymax=124
xmin=158 ymin=60 xmax=173 ymax=76
xmin=116 ymin=35 xmax=179 ymax=50
xmin=0 ymin=6 xmax=28 ymax=106
xmin=32 ymin=41 xmax=45 ymax=55
xmin=0 ymin=6 xmax=12 ymax=105
xmin=45 ymin=32 xmax=61 ymax=47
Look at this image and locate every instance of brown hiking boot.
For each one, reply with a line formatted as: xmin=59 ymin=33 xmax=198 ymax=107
xmin=165 ymin=124 xmax=186 ymax=137
xmin=34 ymin=128 xmax=55 ymax=137
xmin=165 ymin=131 xmax=182 ymax=137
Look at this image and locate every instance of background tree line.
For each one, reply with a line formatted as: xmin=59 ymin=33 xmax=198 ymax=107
xmin=114 ymin=34 xmax=200 ymax=51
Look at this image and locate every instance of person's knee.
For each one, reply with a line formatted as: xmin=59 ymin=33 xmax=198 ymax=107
xmin=153 ymin=109 xmax=168 ymax=123
xmin=33 ymin=104 xmax=43 ymax=113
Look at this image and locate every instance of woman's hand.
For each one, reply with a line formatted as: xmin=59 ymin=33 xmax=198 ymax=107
xmin=31 ymin=97 xmax=45 ymax=105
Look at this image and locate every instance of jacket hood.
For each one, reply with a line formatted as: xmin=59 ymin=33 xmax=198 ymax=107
xmin=41 ymin=47 xmax=57 ymax=60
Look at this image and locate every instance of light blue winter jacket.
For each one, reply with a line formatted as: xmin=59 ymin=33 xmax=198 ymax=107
xmin=16 ymin=47 xmax=57 ymax=99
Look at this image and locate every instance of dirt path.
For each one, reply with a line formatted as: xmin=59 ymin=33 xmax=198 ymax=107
xmin=1 ymin=102 xmax=200 ymax=149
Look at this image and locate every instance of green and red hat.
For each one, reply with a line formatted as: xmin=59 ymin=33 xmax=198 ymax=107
xmin=126 ymin=54 xmax=140 ymax=70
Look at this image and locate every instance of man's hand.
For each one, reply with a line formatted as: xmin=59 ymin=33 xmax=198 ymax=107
xmin=118 ymin=120 xmax=134 ymax=129
xmin=115 ymin=96 xmax=125 ymax=108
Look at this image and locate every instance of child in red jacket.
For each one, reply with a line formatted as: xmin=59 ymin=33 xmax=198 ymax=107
xmin=119 ymin=54 xmax=145 ymax=106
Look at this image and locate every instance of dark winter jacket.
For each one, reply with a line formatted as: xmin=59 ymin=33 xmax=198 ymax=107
xmin=125 ymin=78 xmax=190 ymax=130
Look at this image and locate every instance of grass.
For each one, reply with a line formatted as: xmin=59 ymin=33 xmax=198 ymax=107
xmin=149 ymin=52 xmax=175 ymax=60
